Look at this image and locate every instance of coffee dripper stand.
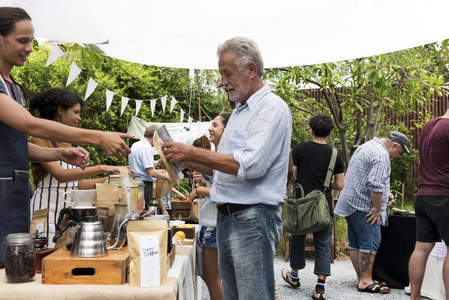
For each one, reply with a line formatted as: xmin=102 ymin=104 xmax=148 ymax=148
xmin=106 ymin=210 xmax=139 ymax=251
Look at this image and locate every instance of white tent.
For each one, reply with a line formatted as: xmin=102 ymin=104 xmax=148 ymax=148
xmin=3 ymin=0 xmax=449 ymax=69
xmin=127 ymin=116 xmax=212 ymax=147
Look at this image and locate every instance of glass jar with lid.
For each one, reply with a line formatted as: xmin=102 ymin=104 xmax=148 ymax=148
xmin=129 ymin=173 xmax=144 ymax=212
xmin=4 ymin=233 xmax=36 ymax=283
xmin=108 ymin=171 xmax=122 ymax=190
xmin=129 ymin=172 xmax=145 ymax=211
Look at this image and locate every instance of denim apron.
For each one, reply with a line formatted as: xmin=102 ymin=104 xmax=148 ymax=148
xmin=0 ymin=76 xmax=30 ymax=267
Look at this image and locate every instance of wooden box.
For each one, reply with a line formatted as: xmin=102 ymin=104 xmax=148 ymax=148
xmin=42 ymin=247 xmax=129 ymax=285
xmin=171 ymin=200 xmax=192 ymax=219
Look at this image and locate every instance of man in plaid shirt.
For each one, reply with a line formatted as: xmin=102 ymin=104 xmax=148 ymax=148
xmin=334 ymin=131 xmax=409 ymax=294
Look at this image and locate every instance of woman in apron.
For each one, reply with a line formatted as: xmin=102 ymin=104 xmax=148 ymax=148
xmin=0 ymin=7 xmax=35 ymax=268
xmin=0 ymin=7 xmax=131 ymax=267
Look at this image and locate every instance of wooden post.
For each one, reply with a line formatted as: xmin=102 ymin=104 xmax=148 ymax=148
xmin=196 ymin=69 xmax=201 ymax=120
xmin=402 ymin=182 xmax=405 ymax=208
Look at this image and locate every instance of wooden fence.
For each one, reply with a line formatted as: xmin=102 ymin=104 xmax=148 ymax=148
xmin=300 ymin=88 xmax=449 ymax=178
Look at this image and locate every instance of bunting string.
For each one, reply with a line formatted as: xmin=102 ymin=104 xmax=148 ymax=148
xmin=46 ymin=44 xmax=208 ymax=123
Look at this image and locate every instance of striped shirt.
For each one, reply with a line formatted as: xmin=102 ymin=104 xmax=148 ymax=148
xmin=334 ymin=137 xmax=391 ymax=226
xmin=29 ymin=137 xmax=78 ymax=246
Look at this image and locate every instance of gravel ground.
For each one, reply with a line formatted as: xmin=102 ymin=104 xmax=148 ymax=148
xmin=201 ymin=256 xmax=411 ymax=299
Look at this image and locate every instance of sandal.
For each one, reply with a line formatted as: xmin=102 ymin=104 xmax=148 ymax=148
xmin=356 ymin=280 xmax=389 ymax=288
xmin=374 ymin=280 xmax=389 ymax=288
xmin=357 ymin=282 xmax=391 ymax=294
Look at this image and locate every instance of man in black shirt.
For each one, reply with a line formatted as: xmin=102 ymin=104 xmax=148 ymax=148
xmin=281 ymin=114 xmax=345 ymax=300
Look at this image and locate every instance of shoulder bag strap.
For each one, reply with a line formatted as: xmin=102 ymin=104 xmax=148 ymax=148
xmin=323 ymin=148 xmax=337 ymax=190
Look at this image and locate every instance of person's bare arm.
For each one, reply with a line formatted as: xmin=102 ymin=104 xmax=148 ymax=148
xmin=330 ymin=173 xmax=344 ymax=191
xmin=157 ymin=198 xmax=168 ymax=215
xmin=366 ymin=191 xmax=383 ymax=226
xmin=0 ymin=94 xmax=132 ymax=158
xmin=287 ymin=153 xmax=294 ymax=186
xmin=172 ymin=187 xmax=186 ymax=200
xmin=163 ymin=142 xmax=239 ymax=175
xmin=188 ymin=186 xmax=210 ymax=202
xmin=28 ymin=143 xmax=89 ymax=169
xmin=77 ymin=177 xmax=108 ymax=189
xmin=146 ymin=168 xmax=171 ymax=181
xmin=37 ymin=161 xmax=120 ymax=183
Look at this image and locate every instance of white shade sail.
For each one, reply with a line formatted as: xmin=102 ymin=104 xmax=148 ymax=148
xmin=3 ymin=0 xmax=449 ymax=69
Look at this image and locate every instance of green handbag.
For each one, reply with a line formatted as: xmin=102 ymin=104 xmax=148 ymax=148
xmin=282 ymin=148 xmax=337 ymax=235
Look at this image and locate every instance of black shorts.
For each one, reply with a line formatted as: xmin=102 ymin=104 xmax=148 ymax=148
xmin=415 ymin=195 xmax=449 ymax=245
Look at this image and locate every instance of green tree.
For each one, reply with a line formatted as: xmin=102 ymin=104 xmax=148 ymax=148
xmin=267 ymin=41 xmax=449 ymax=168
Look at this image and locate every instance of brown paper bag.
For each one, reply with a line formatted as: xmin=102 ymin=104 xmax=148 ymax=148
xmin=30 ymin=208 xmax=48 ymax=237
xmin=95 ymin=183 xmax=119 ymax=214
xmin=156 ymin=179 xmax=172 ymax=199
xmin=127 ymin=220 xmax=168 ymax=287
xmin=153 ymin=131 xmax=181 ymax=184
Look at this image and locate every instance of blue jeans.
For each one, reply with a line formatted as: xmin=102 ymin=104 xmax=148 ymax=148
xmin=289 ymin=216 xmax=333 ymax=276
xmin=200 ymin=226 xmax=217 ymax=248
xmin=216 ymin=204 xmax=282 ymax=300
xmin=345 ymin=210 xmax=381 ymax=254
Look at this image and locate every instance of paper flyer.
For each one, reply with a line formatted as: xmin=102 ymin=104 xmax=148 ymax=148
xmin=153 ymin=126 xmax=184 ymax=185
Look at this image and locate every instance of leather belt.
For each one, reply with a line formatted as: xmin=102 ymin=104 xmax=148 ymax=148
xmin=217 ymin=203 xmax=252 ymax=216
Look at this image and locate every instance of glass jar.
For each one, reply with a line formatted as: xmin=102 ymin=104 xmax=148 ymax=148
xmin=5 ymin=233 xmax=36 ymax=283
xmin=129 ymin=173 xmax=144 ymax=213
xmin=108 ymin=172 xmax=122 ymax=193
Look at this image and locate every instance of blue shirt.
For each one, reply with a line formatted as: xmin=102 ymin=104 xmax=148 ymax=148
xmin=210 ymin=86 xmax=292 ymax=206
xmin=334 ymin=137 xmax=391 ymax=225
xmin=128 ymin=138 xmax=156 ymax=182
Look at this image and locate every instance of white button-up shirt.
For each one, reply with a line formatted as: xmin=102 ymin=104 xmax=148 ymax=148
xmin=210 ymin=86 xmax=292 ymax=206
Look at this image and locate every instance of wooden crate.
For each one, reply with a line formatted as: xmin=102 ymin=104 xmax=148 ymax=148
xmin=171 ymin=200 xmax=192 ymax=219
xmin=42 ymin=247 xmax=129 ymax=285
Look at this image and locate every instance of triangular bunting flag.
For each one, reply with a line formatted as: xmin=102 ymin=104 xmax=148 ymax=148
xmin=135 ymin=100 xmax=143 ymax=116
xmin=161 ymin=96 xmax=167 ymax=113
xmin=170 ymin=96 xmax=177 ymax=113
xmin=120 ymin=97 xmax=129 ymax=116
xmin=66 ymin=62 xmax=82 ymax=87
xmin=45 ymin=44 xmax=64 ymax=67
xmin=106 ymin=90 xmax=114 ymax=111
xmin=189 ymin=68 xmax=195 ymax=79
xmin=150 ymin=99 xmax=157 ymax=117
xmin=180 ymin=109 xmax=185 ymax=123
xmin=85 ymin=78 xmax=98 ymax=100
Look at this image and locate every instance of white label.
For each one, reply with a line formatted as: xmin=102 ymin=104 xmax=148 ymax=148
xmin=123 ymin=177 xmax=132 ymax=214
xmin=140 ymin=235 xmax=160 ymax=287
xmin=36 ymin=223 xmax=44 ymax=237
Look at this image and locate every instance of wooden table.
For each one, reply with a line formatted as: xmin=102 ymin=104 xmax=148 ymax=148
xmin=0 ymin=244 xmax=196 ymax=300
